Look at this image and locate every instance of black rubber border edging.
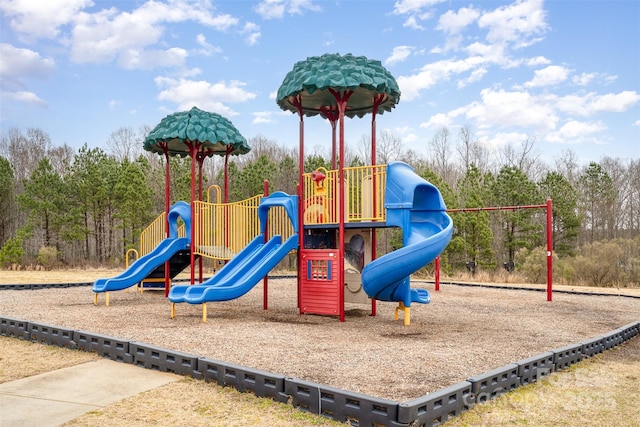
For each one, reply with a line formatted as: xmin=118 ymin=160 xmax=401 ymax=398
xmin=1 ymin=316 xmax=638 ymax=426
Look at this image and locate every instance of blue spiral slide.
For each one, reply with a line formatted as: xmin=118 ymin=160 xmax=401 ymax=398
xmin=93 ymin=201 xmax=192 ymax=294
xmin=362 ymin=162 xmax=453 ymax=309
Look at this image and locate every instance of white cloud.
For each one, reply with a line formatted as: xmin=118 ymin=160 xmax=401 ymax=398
xmin=525 ymin=65 xmax=570 ymax=88
xmin=195 ymin=34 xmax=222 ymax=56
xmin=0 ymin=43 xmax=55 ymax=85
xmin=554 ymin=91 xmax=640 ymax=116
xmin=477 ymin=131 xmax=530 ymax=153
xmin=436 ymin=6 xmax=479 ymax=34
xmin=155 ymin=76 xmax=257 ymax=115
xmin=420 ymin=106 xmax=467 ymax=129
xmin=252 ymin=111 xmax=273 ymax=124
xmin=457 ymin=67 xmax=487 ymax=88
xmin=288 ymin=0 xmax=321 ymax=15
xmin=392 ymin=125 xmax=418 ymax=143
xmin=589 ymin=91 xmax=640 ymax=113
xmin=118 ymin=47 xmax=188 ymax=70
xmin=0 ymin=0 xmax=92 ymax=40
xmin=255 ymin=0 xmax=285 ymax=19
xmin=2 ymin=90 xmax=48 ymax=107
xmin=68 ymin=0 xmax=238 ymax=69
xmin=393 ymin=0 xmax=445 ymax=15
xmin=466 ymin=88 xmax=558 ymax=131
xmin=397 ymin=56 xmax=490 ymax=100
xmin=463 ymin=42 xmax=509 ymax=66
xmin=420 ymin=112 xmax=453 ymax=129
xmin=572 ymin=72 xmax=597 ymax=86
xmin=403 ymin=15 xmax=425 ymax=30
xmin=526 ymin=56 xmax=551 ymax=66
xmin=0 ymin=43 xmax=54 ymax=106
xmin=254 ymin=0 xmax=320 ymax=20
xmin=401 ymin=2 xmax=552 ymax=102
xmin=478 ymin=0 xmax=548 ymax=45
xmin=545 ymin=120 xmax=606 ymax=144
xmin=241 ymin=22 xmax=261 ymax=46
xmin=385 ymin=46 xmax=413 ymax=65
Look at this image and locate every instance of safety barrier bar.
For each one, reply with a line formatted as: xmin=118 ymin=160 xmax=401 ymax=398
xmin=3 ymin=316 xmax=638 ymax=427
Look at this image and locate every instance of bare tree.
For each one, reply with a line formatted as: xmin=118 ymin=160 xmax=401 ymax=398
xmin=626 ymin=159 xmax=640 ymax=235
xmin=499 ymin=135 xmax=543 ymax=180
xmin=237 ymin=135 xmax=284 ymax=166
xmin=376 ymin=130 xmax=403 ymax=164
xmin=428 ymin=127 xmax=456 ymax=186
xmin=107 ymin=126 xmax=140 ymax=162
xmin=600 ymin=156 xmax=629 ymax=239
xmin=398 ymin=148 xmax=427 ymax=170
xmin=554 ymin=149 xmax=581 ymax=186
xmin=456 ymin=124 xmax=474 ymax=171
xmin=48 ymin=144 xmax=74 ymax=176
xmin=0 ymin=127 xmax=52 ymax=184
xmin=357 ymin=134 xmax=372 ymax=165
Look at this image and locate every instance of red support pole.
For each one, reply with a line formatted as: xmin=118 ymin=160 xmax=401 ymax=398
xmin=328 ymin=88 xmax=353 ymax=323
xmin=292 ymin=95 xmax=304 ymax=313
xmin=369 ymin=94 xmax=384 ymax=317
xmin=187 ymin=140 xmax=201 ymax=285
xmin=197 ymin=152 xmax=208 ymax=284
xmin=223 ymin=146 xmax=232 ymax=203
xmin=263 ymin=179 xmax=269 ymax=310
xmin=546 ymin=198 xmax=553 ymax=301
xmin=161 ymin=144 xmax=171 ymax=297
xmin=435 ymin=256 xmax=440 ymax=291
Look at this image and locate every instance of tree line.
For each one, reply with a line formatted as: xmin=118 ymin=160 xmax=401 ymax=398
xmin=1 ymin=126 xmax=638 ymax=286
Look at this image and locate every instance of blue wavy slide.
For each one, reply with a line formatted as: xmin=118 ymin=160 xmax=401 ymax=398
xmin=93 ymin=201 xmax=192 ymax=293
xmin=169 ymin=191 xmax=298 ymax=304
xmin=362 ymin=162 xmax=453 ymax=308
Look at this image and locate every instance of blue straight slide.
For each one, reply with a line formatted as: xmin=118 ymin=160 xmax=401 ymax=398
xmin=362 ymin=162 xmax=453 ymax=308
xmin=169 ymin=191 xmax=299 ymax=305
xmin=169 ymin=234 xmax=298 ymax=303
xmin=93 ymin=237 xmax=189 ymax=293
xmin=93 ymin=201 xmax=192 ymax=294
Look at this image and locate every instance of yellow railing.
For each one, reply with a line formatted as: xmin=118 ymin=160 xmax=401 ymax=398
xmin=303 ymin=164 xmax=387 ymax=225
xmin=266 ymin=205 xmax=296 ymax=241
xmin=139 ymin=211 xmax=187 ymax=258
xmin=207 ymin=184 xmax=221 ymax=203
xmin=193 ymin=195 xmax=261 ymax=260
xmin=139 ymin=213 xmax=166 ymax=257
xmin=193 ymin=195 xmax=297 ymax=261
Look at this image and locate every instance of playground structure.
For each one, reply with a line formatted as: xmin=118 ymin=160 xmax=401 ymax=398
xmin=93 ymin=53 xmax=455 ymax=325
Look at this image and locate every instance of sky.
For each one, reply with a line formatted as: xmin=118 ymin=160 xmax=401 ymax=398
xmin=1 ymin=0 xmax=639 ymax=166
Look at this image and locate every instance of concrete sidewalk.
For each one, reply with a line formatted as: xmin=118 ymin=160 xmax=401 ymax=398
xmin=0 ymin=359 xmax=181 ymax=426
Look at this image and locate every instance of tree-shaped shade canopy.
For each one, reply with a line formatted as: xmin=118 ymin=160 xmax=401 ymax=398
xmin=276 ymin=53 xmax=400 ymax=118
xmin=144 ymin=106 xmax=250 ymax=157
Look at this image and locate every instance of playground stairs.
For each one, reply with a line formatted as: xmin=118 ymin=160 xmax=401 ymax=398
xmin=144 ymin=250 xmax=199 ymax=284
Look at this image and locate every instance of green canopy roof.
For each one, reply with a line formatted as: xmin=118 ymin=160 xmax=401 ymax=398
xmin=144 ymin=106 xmax=250 ymax=157
xmin=276 ymin=53 xmax=401 ymax=119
